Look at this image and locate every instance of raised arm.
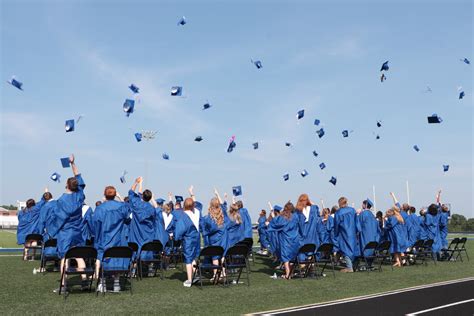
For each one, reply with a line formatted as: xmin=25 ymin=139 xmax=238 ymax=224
xmin=131 ymin=177 xmax=142 ymax=192
xmin=150 ymin=193 xmax=158 ymax=208
xmin=214 ymin=188 xmax=223 ymax=204
xmin=188 ymin=185 xmax=196 ymax=202
xmin=436 ymin=189 xmax=442 ymax=204
xmin=138 ymin=177 xmax=143 ymax=194
xmin=70 ymin=154 xmax=79 ymax=176
xmin=320 ymin=199 xmax=325 ymax=210
xmin=168 ymin=192 xmax=173 ymax=202
xmin=116 ymin=192 xmax=123 ymax=202
xmin=390 ymin=192 xmax=399 ymax=207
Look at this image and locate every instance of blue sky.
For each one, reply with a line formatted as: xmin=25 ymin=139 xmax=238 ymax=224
xmin=1 ymin=0 xmax=472 ymax=220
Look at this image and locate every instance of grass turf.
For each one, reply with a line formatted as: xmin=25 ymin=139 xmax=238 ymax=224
xmin=0 ymin=241 xmax=472 ymax=315
xmin=0 ymin=230 xmax=18 ymax=248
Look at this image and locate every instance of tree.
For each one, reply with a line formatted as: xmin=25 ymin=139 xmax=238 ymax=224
xmin=0 ymin=204 xmax=17 ymax=211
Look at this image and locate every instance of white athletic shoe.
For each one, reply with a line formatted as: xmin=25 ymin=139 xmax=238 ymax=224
xmin=183 ymin=280 xmax=192 ymax=287
xmin=113 ymin=279 xmax=121 ymax=292
xmin=96 ymin=282 xmax=106 ymax=293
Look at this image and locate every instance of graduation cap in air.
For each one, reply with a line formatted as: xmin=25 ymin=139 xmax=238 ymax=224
xmin=171 ymin=86 xmax=183 ymax=96
xmin=203 ymin=102 xmax=211 ymax=110
xmin=316 ymin=128 xmax=325 ymax=138
xmin=376 ymin=134 xmax=380 ymax=140
xmin=312 ymin=150 xmax=318 ymax=157
xmin=65 ymin=119 xmax=75 ymax=133
xmin=413 ymin=145 xmax=420 ymax=152
xmin=273 ymin=205 xmax=282 ymax=212
xmin=459 ymin=91 xmax=465 ymax=99
xmin=427 ymin=114 xmax=442 ymax=124
xmin=195 ymin=136 xmax=203 ymax=142
xmin=365 ymin=198 xmax=374 ymax=209
xmin=319 ymin=162 xmax=326 ymax=170
xmin=380 ymin=73 xmax=386 ymax=82
xmin=461 ymin=58 xmax=470 ymax=65
xmin=50 ymin=172 xmax=61 ymax=183
xmin=314 ymin=119 xmax=321 ymax=126
xmin=175 ymin=196 xmax=184 ymax=203
xmin=120 ymin=170 xmax=128 ymax=184
xmin=283 ymin=173 xmax=289 ymax=181
xmin=301 ymin=169 xmax=309 ymax=177
xmin=251 ymin=59 xmax=262 ymax=69
xmin=380 ymin=61 xmax=389 ymax=72
xmin=227 ymin=136 xmax=236 ymax=153
xmin=232 ymin=185 xmax=242 ymax=196
xmin=123 ymin=99 xmax=135 ymax=117
xmin=129 ymin=84 xmax=139 ymax=94
xmin=329 ymin=176 xmax=337 ymax=186
xmin=178 ymin=16 xmax=187 ymax=26
xmin=135 ymin=132 xmax=143 ymax=142
xmin=377 ymin=121 xmax=382 ymax=128
xmin=156 ymin=198 xmax=165 ymax=205
xmin=342 ymin=130 xmax=349 ymax=138
xmin=443 ymin=165 xmax=449 ymax=172
xmin=60 ymin=157 xmax=70 ymax=168
xmin=253 ymin=142 xmax=259 ymax=150
xmin=297 ymin=109 xmax=305 ymax=120
xmin=285 ymin=142 xmax=292 ymax=147
xmin=7 ymin=76 xmax=23 ymax=90
xmin=162 ymin=153 xmax=170 ymax=160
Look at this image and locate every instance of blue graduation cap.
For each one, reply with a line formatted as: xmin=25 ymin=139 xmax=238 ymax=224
xmin=283 ymin=173 xmax=289 ymax=181
xmin=273 ymin=205 xmax=282 ymax=212
xmin=156 ymin=198 xmax=165 ymax=204
xmin=123 ymin=99 xmax=135 ymax=117
xmin=380 ymin=73 xmax=386 ymax=82
xmin=178 ymin=16 xmax=187 ymax=26
xmin=195 ymin=136 xmax=203 ymax=142
xmin=162 ymin=153 xmax=170 ymax=160
xmin=227 ymin=136 xmax=236 ymax=153
xmin=135 ymin=132 xmax=142 ymax=142
xmin=319 ymin=162 xmax=326 ymax=170
xmin=413 ymin=145 xmax=420 ymax=152
xmin=65 ymin=119 xmax=75 ymax=133
xmin=443 ymin=165 xmax=449 ymax=172
xmin=285 ymin=142 xmax=291 ymax=147
xmin=376 ymin=134 xmax=380 ymax=140
xmin=129 ymin=84 xmax=139 ymax=94
xmin=342 ymin=130 xmax=349 ymax=138
xmin=119 ymin=170 xmax=127 ymax=184
xmin=297 ymin=109 xmax=305 ymax=120
xmin=253 ymin=142 xmax=259 ymax=150
xmin=301 ymin=169 xmax=309 ymax=177
xmin=251 ymin=59 xmax=262 ymax=69
xmin=380 ymin=61 xmax=389 ymax=71
xmin=314 ymin=119 xmax=321 ymax=126
xmin=316 ymin=128 xmax=325 ymax=138
xmin=7 ymin=76 xmax=23 ymax=90
xmin=50 ymin=172 xmax=61 ymax=183
xmin=175 ymin=195 xmax=184 ymax=203
xmin=366 ymin=198 xmax=374 ymax=209
xmin=312 ymin=150 xmax=318 ymax=157
xmin=232 ymin=185 xmax=242 ymax=197
xmin=60 ymin=157 xmax=70 ymax=168
xmin=427 ymin=114 xmax=442 ymax=124
xmin=462 ymin=58 xmax=470 ymax=65
xmin=459 ymin=91 xmax=465 ymax=99
xmin=171 ymin=86 xmax=183 ymax=96
xmin=329 ymin=176 xmax=337 ymax=186
xmin=377 ymin=121 xmax=382 ymax=128
xmin=203 ymin=102 xmax=211 ymax=110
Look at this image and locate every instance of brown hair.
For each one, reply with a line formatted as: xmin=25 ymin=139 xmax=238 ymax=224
xmin=281 ymin=202 xmax=294 ymax=220
xmin=26 ymin=199 xmax=35 ymax=209
xmin=338 ymin=197 xmax=348 ymax=208
xmin=259 ymin=209 xmax=266 ymax=217
xmin=331 ymin=206 xmax=339 ymax=214
xmin=104 ymin=186 xmax=116 ymax=201
xmin=296 ymin=194 xmax=311 ymax=211
xmin=142 ymin=189 xmax=152 ymax=202
xmin=208 ymin=198 xmax=224 ymax=226
xmin=235 ymin=200 xmax=243 ymax=209
xmin=163 ymin=203 xmax=171 ymax=214
xmin=67 ymin=177 xmax=79 ymax=192
xmin=43 ymin=192 xmax=53 ymax=201
xmin=322 ymin=208 xmax=330 ymax=219
xmin=229 ymin=204 xmax=242 ymax=224
xmin=184 ymin=198 xmax=195 ymax=211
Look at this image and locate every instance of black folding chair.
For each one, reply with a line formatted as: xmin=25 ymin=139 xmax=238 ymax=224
xmin=454 ymin=237 xmax=469 ymax=262
xmin=224 ymin=245 xmax=250 ymax=286
xmin=355 ymin=241 xmax=378 ymax=272
xmin=315 ymin=243 xmax=335 ymax=278
xmin=417 ymin=239 xmax=437 ymax=266
xmin=59 ymin=246 xmax=97 ymax=299
xmin=40 ymin=238 xmax=59 ymax=273
xmin=242 ymin=238 xmax=255 ymax=265
xmin=166 ymin=239 xmax=184 ymax=270
xmin=127 ymin=242 xmax=139 ymax=277
xmin=96 ymin=246 xmax=134 ymax=296
xmin=442 ymin=238 xmax=459 ymax=261
xmin=192 ymin=246 xmax=224 ymax=289
xmin=406 ymin=239 xmax=424 ymax=265
xmin=137 ymin=241 xmax=164 ymax=280
xmin=375 ymin=240 xmax=393 ymax=271
xmin=24 ymin=233 xmax=43 ymax=260
xmin=290 ymin=243 xmax=316 ymax=279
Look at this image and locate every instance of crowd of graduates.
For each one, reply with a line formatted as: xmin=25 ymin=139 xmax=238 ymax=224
xmin=16 ymin=155 xmax=451 ymax=292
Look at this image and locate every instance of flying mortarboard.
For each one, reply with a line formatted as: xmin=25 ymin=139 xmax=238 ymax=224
xmin=301 ymin=169 xmax=309 ymax=177
xmin=314 ymin=119 xmax=321 ymax=126
xmin=251 ymin=59 xmax=262 ymax=69
xmin=175 ymin=196 xmax=184 ymax=203
xmin=377 ymin=121 xmax=382 ymax=128
xmin=232 ymin=185 xmax=242 ymax=196
xmin=7 ymin=76 xmax=23 ymax=90
xmin=376 ymin=134 xmax=380 ymax=140
xmin=312 ymin=150 xmax=318 ymax=157
xmin=227 ymin=136 xmax=236 ymax=153
xmin=129 ymin=84 xmax=139 ymax=94
xmin=253 ymin=142 xmax=259 ymax=150
xmin=178 ymin=16 xmax=186 ymax=26
xmin=462 ymin=58 xmax=470 ymax=65
xmin=120 ymin=170 xmax=128 ymax=184
xmin=413 ymin=145 xmax=420 ymax=152
xmin=316 ymin=128 xmax=325 ymax=138
xmin=285 ymin=142 xmax=291 ymax=147
xmin=60 ymin=157 xmax=70 ymax=168
xmin=162 ymin=153 xmax=170 ymax=160
xmin=50 ymin=172 xmax=61 ymax=183
xmin=195 ymin=136 xmax=203 ymax=142
xmin=171 ymin=86 xmax=183 ymax=96
xmin=319 ymin=162 xmax=326 ymax=170
xmin=135 ymin=132 xmax=143 ymax=142
xmin=443 ymin=165 xmax=449 ymax=172
xmin=283 ymin=173 xmax=289 ymax=181
xmin=329 ymin=176 xmax=337 ymax=186
xmin=342 ymin=130 xmax=349 ymax=138
xmin=297 ymin=109 xmax=305 ymax=120
xmin=380 ymin=61 xmax=389 ymax=71
xmin=203 ymin=102 xmax=211 ymax=110
xmin=65 ymin=119 xmax=75 ymax=133
xmin=123 ymin=99 xmax=135 ymax=117
xmin=380 ymin=73 xmax=386 ymax=82
xmin=427 ymin=114 xmax=442 ymax=124
xmin=459 ymin=91 xmax=465 ymax=99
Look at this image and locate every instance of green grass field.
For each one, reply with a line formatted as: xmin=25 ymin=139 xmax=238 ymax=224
xmin=0 ymin=230 xmax=17 ymax=248
xmin=0 ymin=239 xmax=472 ymax=315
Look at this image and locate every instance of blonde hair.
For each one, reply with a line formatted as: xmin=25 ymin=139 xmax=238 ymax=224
xmin=229 ymin=204 xmax=242 ymax=224
xmin=296 ymin=194 xmax=311 ymax=211
xmin=387 ymin=207 xmax=404 ymax=224
xmin=338 ymin=197 xmax=348 ymax=208
xmin=208 ymin=198 xmax=224 ymax=227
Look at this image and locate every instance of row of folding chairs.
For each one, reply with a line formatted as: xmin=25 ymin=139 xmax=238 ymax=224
xmin=441 ymin=237 xmax=469 ymax=262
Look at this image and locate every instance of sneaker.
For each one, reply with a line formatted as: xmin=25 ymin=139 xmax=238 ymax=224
xmin=96 ymin=282 xmax=106 ymax=293
xmin=53 ymin=287 xmax=68 ymax=294
xmin=183 ymin=280 xmax=192 ymax=287
xmin=113 ymin=279 xmax=121 ymax=292
xmin=270 ymin=273 xmax=278 ymax=279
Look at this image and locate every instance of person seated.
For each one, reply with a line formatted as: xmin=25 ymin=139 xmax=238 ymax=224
xmin=334 ymin=197 xmax=357 ymax=273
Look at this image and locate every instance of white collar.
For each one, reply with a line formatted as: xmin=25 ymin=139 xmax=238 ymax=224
xmin=163 ymin=211 xmax=173 ymax=229
xmin=185 ymin=208 xmax=200 ymax=230
xmin=302 ymin=206 xmax=310 ymax=222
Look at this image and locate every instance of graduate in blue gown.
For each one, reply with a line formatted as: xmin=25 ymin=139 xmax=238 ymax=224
xmin=127 ymin=177 xmax=156 ymax=260
xmin=37 ymin=193 xmax=58 ymax=259
xmin=356 ymin=200 xmax=379 ymax=257
xmin=48 ymin=155 xmax=87 ymax=293
xmin=425 ymin=203 xmax=442 ymax=256
xmin=334 ymin=197 xmax=357 ymax=272
xmin=383 ymin=206 xmax=407 ymax=267
xmin=267 ymin=211 xmax=281 ymax=260
xmin=226 ymin=203 xmax=245 ymax=247
xmin=295 ymin=194 xmax=320 ymax=248
xmin=408 ymin=206 xmax=421 ymax=244
xmin=318 ymin=208 xmax=335 ymax=246
xmin=437 ymin=191 xmax=449 ymax=250
xmin=158 ymin=202 xmax=177 ymax=255
xmin=418 ymin=209 xmax=428 ymax=241
xmin=153 ymin=204 xmax=170 ymax=250
xmin=257 ymin=210 xmax=269 ymax=253
xmin=266 ymin=202 xmax=300 ymax=279
xmin=390 ymin=193 xmax=411 ymax=250
xmin=81 ymin=204 xmax=94 ymax=245
xmin=235 ymin=200 xmax=253 ymax=240
xmin=174 ymin=186 xmax=202 ymax=287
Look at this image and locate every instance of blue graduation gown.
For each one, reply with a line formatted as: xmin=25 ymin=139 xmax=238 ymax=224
xmin=297 ymin=205 xmax=320 ymax=247
xmin=128 ymin=190 xmax=156 ymax=257
xmin=239 ymin=208 xmax=253 ymax=239
xmin=425 ymin=213 xmax=442 ymax=253
xmin=17 ymin=198 xmax=46 ymax=245
xmin=50 ymin=175 xmax=86 ymax=258
xmin=384 ymin=216 xmax=407 ymax=253
xmin=334 ymin=207 xmax=357 ymax=260
xmin=200 ymin=214 xmax=229 ymax=258
xmin=439 ymin=212 xmax=449 ymax=249
xmin=356 ymin=210 xmax=379 ymax=256
xmin=267 ymin=214 xmax=300 ymax=263
xmin=267 ymin=217 xmax=281 ymax=259
xmin=37 ymin=201 xmax=59 ymax=256
xmin=154 ymin=208 xmax=170 ymax=248
xmin=399 ymin=211 xmax=411 ymax=249
xmin=81 ymin=206 xmax=94 ymax=245
xmin=174 ymin=205 xmax=202 ymax=264
xmin=160 ymin=210 xmax=177 ymax=254
xmin=326 ymin=215 xmax=338 ymax=251
xmin=405 ymin=213 xmax=418 ymax=247
xmin=257 ymin=216 xmax=269 ymax=249
xmin=316 ymin=217 xmax=329 ymax=245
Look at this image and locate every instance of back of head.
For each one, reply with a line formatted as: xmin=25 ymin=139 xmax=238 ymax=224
xmin=208 ymin=198 xmax=224 ymax=226
xmin=260 ymin=209 xmax=266 ymax=217
xmin=235 ymin=200 xmax=243 ymax=209
xmin=26 ymin=199 xmax=35 ymax=209
xmin=331 ymin=206 xmax=339 ymax=214
xmin=229 ymin=203 xmax=242 ymax=223
xmin=184 ymin=198 xmax=194 ymax=211
xmin=427 ymin=203 xmax=438 ymax=216
xmin=362 ymin=200 xmax=371 ymax=210
xmin=142 ymin=189 xmax=152 ymax=202
xmin=409 ymin=206 xmax=416 ymax=214
xmin=163 ymin=203 xmax=171 ymax=214
xmin=282 ymin=202 xmax=294 ymax=219
xmin=338 ymin=197 xmax=348 ymax=208
xmin=376 ymin=211 xmax=383 ymax=218
xmin=296 ymin=193 xmax=310 ymax=211
xmin=104 ymin=186 xmax=117 ymax=201
xmin=402 ymin=203 xmax=410 ymax=212
xmin=441 ymin=204 xmax=449 ymax=212
xmin=43 ymin=192 xmax=53 ymax=201
xmin=67 ymin=177 xmax=79 ymax=192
